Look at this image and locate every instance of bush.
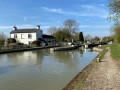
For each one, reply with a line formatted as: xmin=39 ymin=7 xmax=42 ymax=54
xmin=8 ymin=43 xmax=17 ymax=49
xmin=6 ymin=38 xmax=16 ymax=45
xmin=0 ymin=40 xmax=5 ymax=45
xmin=32 ymin=40 xmax=41 ymax=47
xmin=17 ymin=42 xmax=23 ymax=45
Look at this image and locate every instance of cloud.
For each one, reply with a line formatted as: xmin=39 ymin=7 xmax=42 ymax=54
xmin=0 ymin=24 xmax=51 ymax=30
xmin=23 ymin=17 xmax=27 ymax=22
xmin=80 ymin=5 xmax=95 ymax=10
xmin=42 ymin=7 xmax=64 ymax=13
xmin=42 ymin=6 xmax=108 ymax=18
xmin=84 ymin=31 xmax=110 ymax=37
xmin=0 ymin=24 xmax=111 ymax=37
xmin=0 ymin=26 xmax=12 ymax=29
xmin=23 ymin=17 xmax=36 ymax=22
xmin=80 ymin=25 xmax=110 ymax=28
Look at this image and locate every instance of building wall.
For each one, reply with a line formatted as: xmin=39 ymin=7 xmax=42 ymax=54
xmin=36 ymin=30 xmax=42 ymax=39
xmin=43 ymin=38 xmax=56 ymax=43
xmin=11 ymin=33 xmax=37 ymax=44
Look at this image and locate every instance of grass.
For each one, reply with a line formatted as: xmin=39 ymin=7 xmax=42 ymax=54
xmin=109 ymin=44 xmax=120 ymax=67
xmin=110 ymin=44 xmax=120 ymax=60
xmin=98 ymin=48 xmax=108 ymax=60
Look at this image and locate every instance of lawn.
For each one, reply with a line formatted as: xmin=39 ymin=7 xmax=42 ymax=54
xmin=110 ymin=44 xmax=120 ymax=60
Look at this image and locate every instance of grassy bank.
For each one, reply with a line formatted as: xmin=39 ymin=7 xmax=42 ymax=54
xmin=98 ymin=45 xmax=109 ymax=60
xmin=109 ymin=44 xmax=120 ymax=67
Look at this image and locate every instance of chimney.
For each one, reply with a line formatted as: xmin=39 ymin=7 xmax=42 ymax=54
xmin=36 ymin=25 xmax=40 ymax=30
xmin=13 ymin=25 xmax=17 ymax=31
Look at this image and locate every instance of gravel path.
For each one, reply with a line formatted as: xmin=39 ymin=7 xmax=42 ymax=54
xmin=82 ymin=49 xmax=120 ymax=90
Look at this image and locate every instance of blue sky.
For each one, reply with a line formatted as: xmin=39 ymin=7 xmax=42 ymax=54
xmin=0 ymin=0 xmax=114 ymax=37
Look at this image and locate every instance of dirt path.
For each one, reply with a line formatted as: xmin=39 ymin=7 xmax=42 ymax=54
xmin=82 ymin=49 xmax=120 ymax=90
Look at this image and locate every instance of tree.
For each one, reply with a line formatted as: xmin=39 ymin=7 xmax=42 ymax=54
xmin=47 ymin=26 xmax=57 ymax=35
xmin=79 ymin=32 xmax=84 ymax=42
xmin=110 ymin=23 xmax=120 ymax=43
xmin=53 ymin=27 xmax=71 ymax=42
xmin=0 ymin=32 xmax=7 ymax=45
xmin=108 ymin=0 xmax=120 ymax=22
xmin=72 ymin=33 xmax=79 ymax=42
xmin=84 ymin=34 xmax=92 ymax=41
xmin=102 ymin=36 xmax=114 ymax=42
xmin=92 ymin=36 xmax=100 ymax=42
xmin=63 ymin=19 xmax=79 ymax=35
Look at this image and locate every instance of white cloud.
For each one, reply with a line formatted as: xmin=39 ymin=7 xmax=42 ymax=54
xmin=23 ymin=17 xmax=36 ymax=22
xmin=0 ymin=26 xmax=12 ymax=30
xmin=80 ymin=5 xmax=95 ymax=10
xmin=0 ymin=24 xmax=51 ymax=30
xmin=42 ymin=7 xmax=64 ymax=13
xmin=80 ymin=25 xmax=110 ymax=28
xmin=23 ymin=17 xmax=27 ymax=22
xmin=17 ymin=24 xmax=35 ymax=28
xmin=84 ymin=31 xmax=110 ymax=37
xmin=42 ymin=6 xmax=108 ymax=18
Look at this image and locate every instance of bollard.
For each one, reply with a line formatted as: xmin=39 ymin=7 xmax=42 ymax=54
xmin=97 ymin=58 xmax=100 ymax=62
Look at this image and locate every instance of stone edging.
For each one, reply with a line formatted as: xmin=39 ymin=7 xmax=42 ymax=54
xmin=0 ymin=46 xmax=56 ymax=54
xmin=62 ymin=52 xmax=101 ymax=90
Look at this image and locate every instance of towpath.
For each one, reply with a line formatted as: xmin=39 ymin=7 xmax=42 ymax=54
xmin=82 ymin=48 xmax=120 ymax=90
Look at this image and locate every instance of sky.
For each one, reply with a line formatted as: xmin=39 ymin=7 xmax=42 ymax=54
xmin=0 ymin=0 xmax=114 ymax=37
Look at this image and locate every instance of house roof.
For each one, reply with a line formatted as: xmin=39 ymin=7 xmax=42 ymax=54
xmin=42 ymin=35 xmax=55 ymax=39
xmin=10 ymin=29 xmax=38 ymax=34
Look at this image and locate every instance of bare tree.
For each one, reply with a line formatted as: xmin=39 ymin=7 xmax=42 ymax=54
xmin=0 ymin=32 xmax=7 ymax=40
xmin=47 ymin=26 xmax=57 ymax=35
xmin=63 ymin=19 xmax=79 ymax=35
xmin=0 ymin=32 xmax=7 ymax=45
xmin=84 ymin=34 xmax=92 ymax=41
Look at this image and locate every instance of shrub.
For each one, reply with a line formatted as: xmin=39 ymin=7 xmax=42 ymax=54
xmin=32 ymin=40 xmax=41 ymax=46
xmin=8 ymin=43 xmax=17 ymax=49
xmin=0 ymin=40 xmax=5 ymax=45
xmin=6 ymin=38 xmax=16 ymax=45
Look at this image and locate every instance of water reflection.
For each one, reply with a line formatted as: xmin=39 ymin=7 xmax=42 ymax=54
xmin=2 ymin=49 xmax=48 ymax=67
xmin=79 ymin=49 xmax=84 ymax=57
xmin=0 ymin=48 xmax=98 ymax=90
xmin=53 ymin=50 xmax=80 ymax=69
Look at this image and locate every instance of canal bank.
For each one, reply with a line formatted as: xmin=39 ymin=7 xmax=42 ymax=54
xmin=0 ymin=46 xmax=57 ymax=54
xmin=63 ymin=48 xmax=102 ymax=90
xmin=63 ymin=47 xmax=120 ymax=90
xmin=82 ymin=48 xmax=120 ymax=90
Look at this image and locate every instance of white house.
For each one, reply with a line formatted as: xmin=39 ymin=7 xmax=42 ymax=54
xmin=10 ymin=25 xmax=43 ymax=45
xmin=10 ymin=25 xmax=56 ymax=45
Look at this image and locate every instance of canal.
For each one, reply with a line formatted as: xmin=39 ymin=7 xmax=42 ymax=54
xmin=0 ymin=48 xmax=98 ymax=90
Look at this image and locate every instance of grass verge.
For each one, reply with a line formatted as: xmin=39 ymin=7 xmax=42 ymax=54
xmin=98 ymin=48 xmax=108 ymax=60
xmin=109 ymin=44 xmax=120 ymax=67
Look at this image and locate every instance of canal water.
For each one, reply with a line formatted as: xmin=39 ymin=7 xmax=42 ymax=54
xmin=0 ymin=48 xmax=98 ymax=90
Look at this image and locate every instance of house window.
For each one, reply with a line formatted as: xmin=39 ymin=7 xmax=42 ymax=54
xmin=28 ymin=34 xmax=32 ymax=39
xmin=21 ymin=34 xmax=24 ymax=39
xmin=14 ymin=34 xmax=17 ymax=39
